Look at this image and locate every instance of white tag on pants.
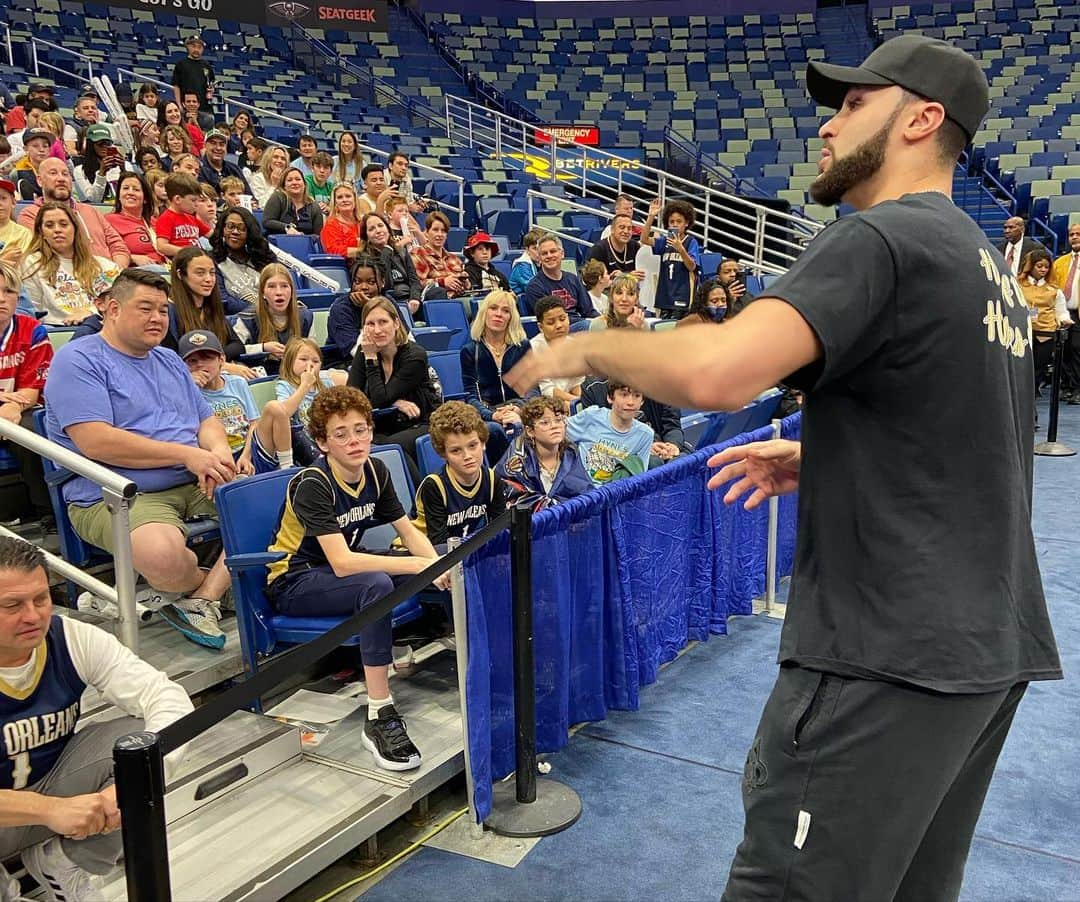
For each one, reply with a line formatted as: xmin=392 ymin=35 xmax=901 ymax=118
xmin=794 ymin=810 xmax=811 ymax=850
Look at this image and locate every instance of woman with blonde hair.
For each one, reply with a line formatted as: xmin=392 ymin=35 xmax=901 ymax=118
xmin=459 ymin=289 xmax=532 ymax=460
xmin=20 ymin=202 xmax=119 ymax=325
xmin=249 ymin=145 xmax=289 ymax=209
xmin=160 ymin=124 xmax=194 ymax=170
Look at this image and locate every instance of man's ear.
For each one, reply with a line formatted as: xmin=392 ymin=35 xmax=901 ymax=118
xmin=901 ymin=98 xmax=947 ymax=145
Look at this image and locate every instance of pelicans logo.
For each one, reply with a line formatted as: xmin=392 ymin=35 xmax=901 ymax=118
xmin=267 ymin=1 xmax=312 ymax=21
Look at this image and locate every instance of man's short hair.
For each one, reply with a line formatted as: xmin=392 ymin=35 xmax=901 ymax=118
xmin=0 ymin=261 xmax=20 ymax=295
xmin=581 ymin=259 xmax=606 ymax=290
xmin=428 ymin=400 xmax=489 ymax=456
xmin=311 ymin=151 xmax=333 ymax=168
xmin=611 ymin=213 xmax=633 ymax=224
xmin=537 ymin=233 xmax=562 ymax=250
xmin=198 ymin=182 xmax=217 ymax=200
xmin=182 ymin=90 xmax=200 ymax=100
xmin=534 ymin=295 xmax=564 ymax=322
xmin=361 ymin=163 xmax=382 ymax=182
xmin=307 ymin=386 xmax=373 ymax=444
xmin=164 ymin=172 xmax=200 ymax=199
xmin=298 ymin=135 xmax=316 ymax=146
xmin=899 ymin=89 xmax=969 ymax=165
xmin=0 ymin=536 xmax=45 ymax=575
xmin=109 ymin=268 xmax=170 ymax=304
xmin=388 ymin=151 xmax=408 ymax=166
xmin=24 ymin=98 xmax=49 ymax=114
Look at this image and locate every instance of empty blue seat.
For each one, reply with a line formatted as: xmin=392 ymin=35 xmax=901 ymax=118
xmin=427 ymin=350 xmax=467 ymax=401
xmin=422 ymin=300 xmax=471 ymax=351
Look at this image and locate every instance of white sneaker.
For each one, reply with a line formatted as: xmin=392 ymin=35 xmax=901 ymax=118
xmin=22 ymin=836 xmax=104 ymax=902
xmin=158 ymin=597 xmax=226 ymax=650
xmin=0 ymin=862 xmax=21 ymax=902
xmin=76 ymin=590 xmax=157 ymax=623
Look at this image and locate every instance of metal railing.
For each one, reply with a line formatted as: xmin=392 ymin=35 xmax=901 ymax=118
xmin=444 ymin=95 xmax=821 ymax=272
xmin=1 ymin=23 xmax=13 ymax=68
xmin=0 ymin=418 xmax=141 ymax=652
xmin=25 ymin=35 xmax=312 ymax=134
xmin=287 ymin=24 xmax=446 ymax=133
xmin=663 ymin=126 xmax=772 ymax=200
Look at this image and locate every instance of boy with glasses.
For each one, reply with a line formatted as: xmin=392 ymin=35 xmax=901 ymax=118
xmin=265 ymin=386 xmax=448 ymax=771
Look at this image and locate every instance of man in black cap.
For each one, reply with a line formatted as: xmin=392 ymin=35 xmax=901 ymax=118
xmin=507 ymin=34 xmax=1061 ymax=900
xmin=172 ymin=34 xmax=215 ymax=116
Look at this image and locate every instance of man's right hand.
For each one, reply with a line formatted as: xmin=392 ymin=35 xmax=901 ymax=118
xmin=707 ymin=439 xmax=801 ymax=510
xmin=43 ymin=792 xmax=109 ymax=840
xmin=184 ymin=446 xmax=237 ymax=498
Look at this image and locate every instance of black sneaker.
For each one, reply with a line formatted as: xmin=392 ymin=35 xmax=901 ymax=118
xmin=361 ymin=705 xmax=422 ymax=771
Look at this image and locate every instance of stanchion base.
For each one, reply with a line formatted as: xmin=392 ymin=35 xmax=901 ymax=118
xmin=1034 ymin=441 xmax=1077 ymax=457
xmin=485 ymin=778 xmax=582 ymax=838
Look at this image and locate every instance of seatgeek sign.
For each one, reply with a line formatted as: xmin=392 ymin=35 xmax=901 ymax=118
xmin=100 ymin=0 xmax=388 ymax=32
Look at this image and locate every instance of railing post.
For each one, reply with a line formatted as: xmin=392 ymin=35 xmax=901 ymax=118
xmin=704 ymin=190 xmax=712 ymax=252
xmin=527 ymin=192 xmax=535 ymax=229
xmin=467 ymin=103 xmax=474 ymax=147
xmin=114 ymin=731 xmax=171 ymax=902
xmin=549 ymin=133 xmax=557 ymax=185
xmin=31 ymin=40 xmax=39 ymax=76
xmin=5 ymin=26 xmax=14 ymax=68
xmin=1034 ymin=329 xmax=1077 ymax=457
xmin=753 ymin=208 xmax=767 ymax=272
xmin=495 ymin=116 xmax=502 ymax=161
xmin=457 ymin=179 xmax=465 ymax=228
xmin=103 ymin=488 xmax=139 ymax=653
xmin=485 ymin=504 xmax=581 ymax=837
xmin=444 ymin=94 xmax=451 ymax=141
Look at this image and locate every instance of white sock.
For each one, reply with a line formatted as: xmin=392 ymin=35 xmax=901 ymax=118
xmin=368 ymin=695 xmax=394 ymax=720
xmin=276 ymin=449 xmax=294 ymax=468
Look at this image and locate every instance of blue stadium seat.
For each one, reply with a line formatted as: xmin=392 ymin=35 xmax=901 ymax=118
xmin=269 ymin=234 xmax=315 ymax=262
xmin=215 ymin=448 xmax=428 ymax=676
xmin=422 ymin=300 xmax=471 ymax=351
xmin=427 ymin=350 xmax=467 ymax=401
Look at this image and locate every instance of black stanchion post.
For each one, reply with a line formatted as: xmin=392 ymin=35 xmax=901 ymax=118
xmin=510 ymin=501 xmax=537 ymax=804
xmin=1035 ymin=328 xmax=1076 ymax=457
xmin=486 ymin=503 xmax=582 ymax=838
xmin=114 ymin=731 xmax=172 ymax=902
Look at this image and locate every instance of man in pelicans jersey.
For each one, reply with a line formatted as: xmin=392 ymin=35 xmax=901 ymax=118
xmin=266 ymin=386 xmax=450 ymax=772
xmin=0 ymin=537 xmax=192 ymax=901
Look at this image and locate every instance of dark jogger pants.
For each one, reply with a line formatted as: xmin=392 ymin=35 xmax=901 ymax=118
xmin=722 ymin=665 xmax=1027 ymax=902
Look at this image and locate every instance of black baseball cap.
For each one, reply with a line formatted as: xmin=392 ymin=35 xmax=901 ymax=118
xmin=807 ymin=34 xmax=989 ymax=141
xmin=178 ymin=330 xmax=224 ymax=359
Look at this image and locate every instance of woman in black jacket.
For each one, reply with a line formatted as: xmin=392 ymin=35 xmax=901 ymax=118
xmin=261 ymin=167 xmax=325 ymax=236
xmin=347 ymin=296 xmax=439 ymax=479
xmin=359 ymin=212 xmax=422 ymax=314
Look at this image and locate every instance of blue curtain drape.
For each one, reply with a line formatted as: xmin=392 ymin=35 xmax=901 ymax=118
xmin=465 ymin=416 xmax=802 ymax=820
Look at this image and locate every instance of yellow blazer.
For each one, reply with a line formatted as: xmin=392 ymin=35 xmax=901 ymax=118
xmin=1051 ymin=252 xmax=1078 ymax=296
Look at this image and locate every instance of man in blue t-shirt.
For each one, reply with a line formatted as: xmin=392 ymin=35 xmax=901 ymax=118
xmin=523 ymin=234 xmax=597 ymax=323
xmin=565 ymin=382 xmax=653 ymax=484
xmin=44 ymin=270 xmax=237 ymax=649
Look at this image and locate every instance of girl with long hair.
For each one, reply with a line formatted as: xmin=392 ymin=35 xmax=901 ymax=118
xmin=274 ymin=337 xmax=348 ymax=464
xmin=334 ymin=131 xmax=363 ymax=187
xmin=20 ymin=203 xmax=119 ymax=324
xmin=144 ymin=169 xmax=169 ymax=217
xmin=136 ymin=83 xmax=161 ymax=124
xmin=209 ymin=207 xmax=277 ymax=312
xmin=228 ymin=111 xmax=253 ymax=155
xmin=233 ymin=263 xmax=313 ymax=373
xmin=167 ymin=246 xmax=253 ymax=377
xmin=106 ymin=172 xmax=165 ymax=265
xmin=157 ymin=100 xmax=202 ymax=154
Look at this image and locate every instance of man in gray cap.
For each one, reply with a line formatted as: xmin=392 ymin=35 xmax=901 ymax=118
xmin=508 ymin=35 xmax=1061 ymax=900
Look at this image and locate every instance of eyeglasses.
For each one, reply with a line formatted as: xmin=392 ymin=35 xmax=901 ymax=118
xmin=328 ymin=424 xmax=373 ymax=443
xmin=531 ymin=415 xmax=565 ymax=428
xmin=223 ymin=222 xmax=246 ymax=233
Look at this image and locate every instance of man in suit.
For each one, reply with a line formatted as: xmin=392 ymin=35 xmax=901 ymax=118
xmin=998 ymin=216 xmax=1045 ymax=277
xmin=1051 ymin=224 xmax=1080 ymax=400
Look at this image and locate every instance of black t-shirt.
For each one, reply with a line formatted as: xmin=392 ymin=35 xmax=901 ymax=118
xmin=172 ymin=57 xmax=215 ymax=111
xmin=266 ymin=457 xmax=405 ymax=585
xmin=586 ymin=238 xmax=642 ymax=274
xmin=770 ymin=191 xmax=1060 ymax=693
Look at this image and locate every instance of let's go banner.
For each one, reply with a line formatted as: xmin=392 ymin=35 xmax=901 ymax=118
xmin=104 ymin=0 xmax=388 ymax=32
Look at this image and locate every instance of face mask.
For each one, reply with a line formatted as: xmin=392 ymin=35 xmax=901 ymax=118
xmin=708 ymin=306 xmax=728 ymax=322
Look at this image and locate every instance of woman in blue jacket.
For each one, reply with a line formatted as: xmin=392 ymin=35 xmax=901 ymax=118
xmin=495 ymin=396 xmax=592 ymax=511
xmin=459 ymin=289 xmax=532 ymax=461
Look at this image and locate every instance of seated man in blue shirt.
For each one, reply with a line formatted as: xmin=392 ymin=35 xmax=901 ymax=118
xmin=44 ymin=269 xmax=237 ymax=649
xmin=565 ymin=381 xmax=654 ymax=485
xmin=523 ymin=234 xmax=597 ymax=323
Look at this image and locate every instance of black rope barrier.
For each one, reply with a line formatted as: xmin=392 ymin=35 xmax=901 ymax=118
xmin=114 ymin=506 xmax=512 ymax=902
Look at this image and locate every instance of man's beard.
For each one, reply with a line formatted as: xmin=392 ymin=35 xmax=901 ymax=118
xmin=809 ymin=109 xmax=898 ymax=207
xmin=46 ymin=187 xmax=71 ymax=202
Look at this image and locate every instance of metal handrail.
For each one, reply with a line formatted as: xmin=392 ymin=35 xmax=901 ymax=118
xmin=1 ymin=23 xmax=13 ymax=68
xmin=27 ymin=35 xmax=312 ymax=133
xmin=0 ymin=418 xmax=142 ymax=652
